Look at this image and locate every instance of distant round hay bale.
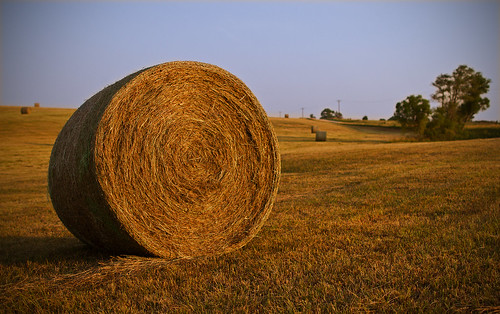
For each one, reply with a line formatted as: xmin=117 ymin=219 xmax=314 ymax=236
xmin=34 ymin=102 xmax=40 ymax=107
xmin=315 ymin=131 xmax=327 ymax=141
xmin=284 ymin=114 xmax=289 ymax=118
xmin=20 ymin=107 xmax=31 ymax=114
xmin=48 ymin=61 xmax=281 ymax=259
xmin=311 ymin=126 xmax=318 ymax=133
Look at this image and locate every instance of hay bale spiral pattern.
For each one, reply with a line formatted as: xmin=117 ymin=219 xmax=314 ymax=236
xmin=48 ymin=61 xmax=280 ymax=258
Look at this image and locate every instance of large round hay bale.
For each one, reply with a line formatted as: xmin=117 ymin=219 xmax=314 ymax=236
xmin=48 ymin=61 xmax=281 ymax=259
xmin=315 ymin=131 xmax=327 ymax=141
xmin=20 ymin=107 xmax=31 ymax=114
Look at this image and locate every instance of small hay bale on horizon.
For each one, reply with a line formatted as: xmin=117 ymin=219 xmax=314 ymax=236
xmin=34 ymin=102 xmax=40 ymax=107
xmin=20 ymin=107 xmax=31 ymax=114
xmin=316 ymin=131 xmax=327 ymax=141
xmin=48 ymin=61 xmax=281 ymax=259
xmin=284 ymin=114 xmax=289 ymax=118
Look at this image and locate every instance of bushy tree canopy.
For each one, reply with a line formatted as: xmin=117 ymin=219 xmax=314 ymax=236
xmin=431 ymin=65 xmax=490 ymax=124
xmin=320 ymin=108 xmax=334 ymax=119
xmin=427 ymin=65 xmax=491 ymax=139
xmin=320 ymin=108 xmax=342 ymax=120
xmin=393 ymin=95 xmax=431 ymax=134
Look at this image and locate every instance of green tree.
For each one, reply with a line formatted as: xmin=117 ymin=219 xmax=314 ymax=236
xmin=362 ymin=116 xmax=368 ymax=121
xmin=320 ymin=108 xmax=335 ymax=119
xmin=393 ymin=95 xmax=431 ymax=134
xmin=428 ymin=65 xmax=490 ymax=138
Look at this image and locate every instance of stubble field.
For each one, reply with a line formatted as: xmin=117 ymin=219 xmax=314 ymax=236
xmin=0 ymin=106 xmax=499 ymax=312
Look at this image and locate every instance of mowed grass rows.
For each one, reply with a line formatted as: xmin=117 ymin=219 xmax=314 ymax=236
xmin=0 ymin=106 xmax=499 ymax=312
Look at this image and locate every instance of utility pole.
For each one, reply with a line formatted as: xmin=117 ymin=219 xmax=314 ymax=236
xmin=337 ymin=100 xmax=341 ymax=114
xmin=301 ymin=107 xmax=304 ymax=118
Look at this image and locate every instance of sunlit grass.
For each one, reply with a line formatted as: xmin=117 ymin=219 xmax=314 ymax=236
xmin=1 ymin=109 xmax=499 ymax=312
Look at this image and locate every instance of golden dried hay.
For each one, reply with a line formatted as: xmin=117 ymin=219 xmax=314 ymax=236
xmin=20 ymin=107 xmax=31 ymax=114
xmin=315 ymin=131 xmax=327 ymax=141
xmin=48 ymin=61 xmax=281 ymax=259
xmin=311 ymin=126 xmax=318 ymax=133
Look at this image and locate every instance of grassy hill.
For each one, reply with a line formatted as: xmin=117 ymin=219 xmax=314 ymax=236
xmin=1 ymin=107 xmax=499 ymax=312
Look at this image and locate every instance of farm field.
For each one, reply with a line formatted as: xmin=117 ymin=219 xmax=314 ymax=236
xmin=0 ymin=106 xmax=499 ymax=312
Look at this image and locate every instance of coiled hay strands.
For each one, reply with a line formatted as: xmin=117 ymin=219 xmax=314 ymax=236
xmin=48 ymin=61 xmax=281 ymax=259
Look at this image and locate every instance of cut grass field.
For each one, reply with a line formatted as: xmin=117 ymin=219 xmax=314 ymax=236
xmin=1 ymin=106 xmax=499 ymax=312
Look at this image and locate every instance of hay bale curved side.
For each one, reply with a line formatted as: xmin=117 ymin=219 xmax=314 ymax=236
xmin=48 ymin=61 xmax=280 ymax=258
xmin=315 ymin=131 xmax=327 ymax=141
xmin=48 ymin=69 xmax=151 ymax=255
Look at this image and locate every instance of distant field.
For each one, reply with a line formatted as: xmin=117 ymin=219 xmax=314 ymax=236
xmin=1 ymin=106 xmax=499 ymax=312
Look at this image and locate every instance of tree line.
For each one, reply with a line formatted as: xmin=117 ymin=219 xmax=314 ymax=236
xmin=319 ymin=65 xmax=491 ymax=140
xmin=393 ymin=65 xmax=491 ymax=140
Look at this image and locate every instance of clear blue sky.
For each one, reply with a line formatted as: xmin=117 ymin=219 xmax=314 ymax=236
xmin=2 ymin=1 xmax=499 ymax=120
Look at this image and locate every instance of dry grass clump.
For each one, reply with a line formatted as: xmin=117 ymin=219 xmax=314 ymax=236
xmin=315 ymin=131 xmax=327 ymax=141
xmin=48 ymin=61 xmax=281 ymax=259
xmin=20 ymin=107 xmax=31 ymax=114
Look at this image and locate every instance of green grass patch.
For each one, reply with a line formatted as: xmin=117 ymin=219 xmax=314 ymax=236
xmin=464 ymin=127 xmax=500 ymax=139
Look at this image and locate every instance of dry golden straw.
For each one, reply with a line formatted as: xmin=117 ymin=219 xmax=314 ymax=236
xmin=48 ymin=61 xmax=281 ymax=259
xmin=20 ymin=107 xmax=31 ymax=114
xmin=315 ymin=131 xmax=327 ymax=142
xmin=311 ymin=126 xmax=318 ymax=133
